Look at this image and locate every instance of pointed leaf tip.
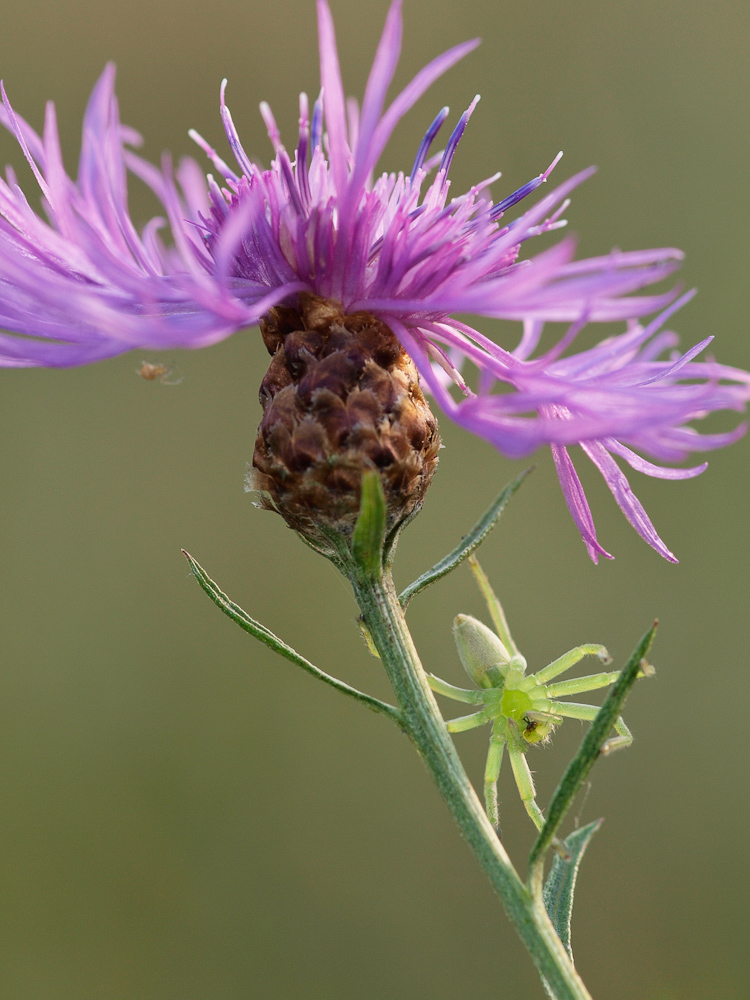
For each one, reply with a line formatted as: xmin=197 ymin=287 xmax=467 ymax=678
xmin=181 ymin=547 xmax=401 ymax=723
xmin=399 ymin=467 xmax=532 ymax=607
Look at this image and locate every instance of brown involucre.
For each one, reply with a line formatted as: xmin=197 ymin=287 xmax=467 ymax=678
xmin=251 ymin=293 xmax=440 ymax=546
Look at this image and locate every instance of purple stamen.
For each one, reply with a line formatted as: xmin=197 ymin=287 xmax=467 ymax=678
xmin=410 ymin=106 xmax=449 ymax=181
xmin=259 ymin=101 xmax=283 ymax=153
xmin=310 ymin=90 xmax=324 ymax=151
xmin=188 ymin=129 xmax=239 ymax=184
xmin=296 ymin=93 xmax=311 ymax=203
xmin=491 ymin=151 xmax=563 ymax=219
xmin=437 ymin=96 xmax=480 ymax=182
xmin=278 ymin=150 xmax=305 ymax=216
xmin=220 ymin=80 xmax=256 ymax=179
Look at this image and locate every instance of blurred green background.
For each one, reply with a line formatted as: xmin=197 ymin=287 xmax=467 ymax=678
xmin=0 ymin=0 xmax=748 ymax=997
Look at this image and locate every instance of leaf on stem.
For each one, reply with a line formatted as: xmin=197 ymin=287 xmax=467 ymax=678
xmin=182 ymin=549 xmax=401 ymax=723
xmin=543 ymin=819 xmax=603 ymax=961
xmin=352 ymin=470 xmax=387 ymax=578
xmin=398 ymin=468 xmax=532 ymax=609
xmin=529 ymin=622 xmax=658 ymax=873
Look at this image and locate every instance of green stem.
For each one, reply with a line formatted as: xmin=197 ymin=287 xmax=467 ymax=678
xmin=347 ymin=562 xmax=593 ymax=1000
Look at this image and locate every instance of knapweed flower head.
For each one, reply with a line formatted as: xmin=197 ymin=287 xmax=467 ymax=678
xmin=0 ymin=0 xmax=747 ymax=557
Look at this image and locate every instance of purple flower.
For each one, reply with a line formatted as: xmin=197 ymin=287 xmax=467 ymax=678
xmin=0 ymin=0 xmax=746 ymax=559
xmin=0 ymin=65 xmax=273 ymax=366
xmin=406 ymin=290 xmax=750 ymax=562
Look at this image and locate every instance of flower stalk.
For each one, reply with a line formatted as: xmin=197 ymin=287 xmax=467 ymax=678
xmin=347 ymin=572 xmax=592 ymax=1000
xmin=331 ymin=473 xmax=592 ymax=1000
xmin=186 ymin=469 xmax=656 ymax=999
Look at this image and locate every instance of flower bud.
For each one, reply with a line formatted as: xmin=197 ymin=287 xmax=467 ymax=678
xmin=453 ymin=614 xmax=510 ymax=688
xmin=251 ymin=294 xmax=440 ymax=550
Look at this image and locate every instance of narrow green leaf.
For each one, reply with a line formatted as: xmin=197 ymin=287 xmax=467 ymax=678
xmin=543 ymin=819 xmax=603 ymax=961
xmin=351 ymin=470 xmax=387 ymax=578
xmin=182 ymin=549 xmax=401 ymax=724
xmin=398 ymin=468 xmax=532 ymax=609
xmin=529 ymin=622 xmax=657 ymax=872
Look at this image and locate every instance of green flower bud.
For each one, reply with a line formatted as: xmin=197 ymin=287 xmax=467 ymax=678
xmin=453 ymin=614 xmax=510 ymax=689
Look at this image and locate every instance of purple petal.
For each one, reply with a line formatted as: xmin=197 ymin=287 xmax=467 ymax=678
xmin=550 ymin=443 xmax=613 ymax=563
xmin=316 ymin=0 xmax=349 ymax=193
xmin=1 ymin=82 xmax=51 ymax=202
xmin=581 ymin=440 xmax=678 ymax=562
xmin=605 ymin=439 xmax=708 ymax=479
xmin=358 ymin=38 xmax=480 ymax=186
xmin=354 ymin=0 xmax=403 ymax=174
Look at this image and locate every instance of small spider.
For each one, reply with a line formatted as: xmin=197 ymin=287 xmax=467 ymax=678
xmin=428 ymin=557 xmax=652 ymax=833
xmin=136 ymin=361 xmax=183 ymax=385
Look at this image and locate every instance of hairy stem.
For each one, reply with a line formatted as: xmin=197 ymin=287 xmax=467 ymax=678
xmin=346 ymin=561 xmax=592 ymax=1000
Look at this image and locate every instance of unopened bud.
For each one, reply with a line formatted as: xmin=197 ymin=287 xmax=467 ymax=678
xmin=453 ymin=614 xmax=510 ymax=688
xmin=251 ymin=294 xmax=440 ymax=550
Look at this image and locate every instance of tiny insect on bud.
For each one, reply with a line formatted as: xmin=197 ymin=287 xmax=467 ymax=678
xmin=638 ymin=659 xmax=656 ymax=678
xmin=453 ymin=614 xmax=510 ymax=688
